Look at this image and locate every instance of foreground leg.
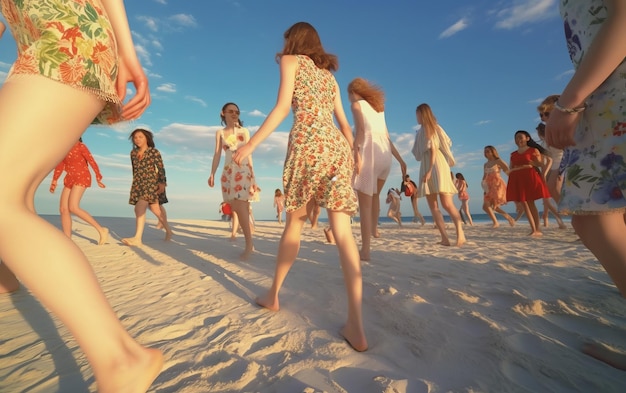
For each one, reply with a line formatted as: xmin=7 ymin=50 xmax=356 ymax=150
xmin=572 ymin=213 xmax=626 ymax=297
xmin=122 ymin=200 xmax=149 ymax=246
xmin=59 ymin=186 xmax=73 ymax=237
xmin=256 ymin=204 xmax=308 ymax=311
xmin=357 ymin=191 xmax=373 ymax=261
xmin=440 ymin=194 xmax=466 ymax=246
xmin=527 ymin=201 xmax=542 ymax=237
xmin=0 ymin=262 xmax=19 ymax=294
xmin=0 ymin=77 xmax=161 ymax=393
xmin=426 ymin=194 xmax=450 ymax=245
xmin=328 ymin=209 xmax=368 ymax=352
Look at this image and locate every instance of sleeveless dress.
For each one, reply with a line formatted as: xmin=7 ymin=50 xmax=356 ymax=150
xmin=282 ymin=55 xmax=357 ymax=213
xmin=219 ymin=127 xmax=260 ymax=203
xmin=411 ymin=125 xmax=457 ymax=197
xmin=558 ymin=0 xmax=626 ymax=215
xmin=506 ymin=148 xmax=550 ymax=202
xmin=483 ymin=162 xmax=508 ymax=207
xmin=52 ymin=141 xmax=102 ymax=188
xmin=352 ymin=100 xmax=391 ymax=195
xmin=0 ymin=0 xmax=122 ymax=124
xmin=128 ymin=147 xmax=168 ymax=205
xmin=455 ymin=179 xmax=469 ymax=201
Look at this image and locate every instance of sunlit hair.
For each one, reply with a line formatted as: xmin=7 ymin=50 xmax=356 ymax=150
xmin=537 ymin=94 xmax=559 ymax=113
xmin=276 ymin=22 xmax=338 ymax=72
xmin=455 ymin=172 xmax=466 ymax=181
xmin=484 ymin=145 xmax=500 ymax=159
xmin=515 ymin=130 xmax=548 ymax=156
xmin=274 ymin=188 xmax=283 ymax=197
xmin=347 ymin=78 xmax=385 ymax=112
xmin=536 ymin=122 xmax=546 ymax=137
xmin=220 ymin=102 xmax=243 ymax=127
xmin=129 ymin=128 xmax=155 ymax=148
xmin=416 ymin=103 xmax=438 ymax=139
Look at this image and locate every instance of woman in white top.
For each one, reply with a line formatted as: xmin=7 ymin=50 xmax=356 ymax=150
xmin=348 ymin=78 xmax=406 ymax=261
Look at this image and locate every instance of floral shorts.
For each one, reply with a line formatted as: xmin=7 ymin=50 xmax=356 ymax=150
xmin=1 ymin=0 xmax=122 ymax=124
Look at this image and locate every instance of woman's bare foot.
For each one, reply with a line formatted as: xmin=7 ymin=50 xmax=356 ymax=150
xmin=97 ymin=347 xmax=163 ymax=393
xmin=437 ymin=240 xmax=451 ymax=246
xmin=229 ymin=234 xmax=236 ymax=242
xmin=372 ymin=230 xmax=380 ymax=238
xmin=98 ymin=227 xmax=109 ymax=245
xmin=491 ymin=222 xmax=500 ymax=228
xmin=455 ymin=235 xmax=467 ymax=247
xmin=528 ymin=231 xmax=543 ymax=237
xmin=340 ymin=324 xmax=368 ymax=352
xmin=582 ymin=342 xmax=626 ymax=371
xmin=359 ymin=249 xmax=370 ymax=261
xmin=121 ymin=237 xmax=143 ymax=247
xmin=506 ymin=216 xmax=515 ymax=227
xmin=240 ymin=246 xmax=254 ymax=261
xmin=164 ymin=230 xmax=173 ymax=241
xmin=256 ymin=292 xmax=280 ymax=311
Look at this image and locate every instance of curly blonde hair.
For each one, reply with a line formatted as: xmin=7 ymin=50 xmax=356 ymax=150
xmin=347 ymin=78 xmax=385 ymax=112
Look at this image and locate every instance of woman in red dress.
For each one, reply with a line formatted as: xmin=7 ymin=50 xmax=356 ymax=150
xmin=49 ymin=138 xmax=109 ymax=244
xmin=506 ymin=130 xmax=551 ymax=236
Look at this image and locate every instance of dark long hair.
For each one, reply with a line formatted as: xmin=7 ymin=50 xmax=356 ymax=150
xmin=129 ymin=128 xmax=155 ymax=148
xmin=276 ymin=22 xmax=338 ymax=71
xmin=515 ymin=130 xmax=548 ymax=156
xmin=220 ymin=102 xmax=244 ymax=126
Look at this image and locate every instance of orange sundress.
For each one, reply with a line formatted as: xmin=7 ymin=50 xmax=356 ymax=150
xmin=52 ymin=141 xmax=102 ymax=188
xmin=0 ymin=0 xmax=122 ymax=124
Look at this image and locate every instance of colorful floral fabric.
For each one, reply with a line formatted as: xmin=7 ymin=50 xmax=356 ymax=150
xmin=482 ymin=163 xmax=508 ymax=207
xmin=128 ymin=147 xmax=168 ymax=205
xmin=219 ymin=126 xmax=260 ymax=202
xmin=558 ymin=0 xmax=626 ymax=214
xmin=282 ymin=55 xmax=357 ymax=213
xmin=52 ymin=141 xmax=102 ymax=188
xmin=0 ymin=0 xmax=121 ymax=124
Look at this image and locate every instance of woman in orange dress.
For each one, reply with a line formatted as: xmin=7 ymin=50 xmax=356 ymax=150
xmin=482 ymin=146 xmax=515 ymax=227
xmin=50 ymin=138 xmax=109 ymax=244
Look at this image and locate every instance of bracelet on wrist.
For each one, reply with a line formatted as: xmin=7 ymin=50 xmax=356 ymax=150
xmin=554 ymin=100 xmax=586 ymax=114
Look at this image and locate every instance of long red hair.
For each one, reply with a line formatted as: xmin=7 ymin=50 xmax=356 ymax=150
xmin=276 ymin=22 xmax=338 ymax=71
xmin=348 ymin=78 xmax=385 ymax=112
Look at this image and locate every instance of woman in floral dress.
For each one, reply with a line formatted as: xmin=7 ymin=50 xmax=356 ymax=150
xmin=0 ymin=1 xmax=162 ymax=391
xmin=482 ymin=145 xmax=515 ymax=227
xmin=208 ymin=102 xmax=259 ymax=260
xmin=233 ymin=22 xmax=367 ymax=352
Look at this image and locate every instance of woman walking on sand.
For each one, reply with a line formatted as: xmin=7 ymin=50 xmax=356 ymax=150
xmin=482 ymin=146 xmax=515 ymax=227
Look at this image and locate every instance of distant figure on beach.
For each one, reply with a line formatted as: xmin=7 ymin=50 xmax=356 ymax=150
xmin=232 ymin=21 xmax=368 ymax=352
xmin=274 ymin=189 xmax=285 ymax=224
xmin=219 ymin=201 xmax=233 ymax=221
xmin=122 ymin=128 xmax=173 ymax=247
xmin=537 ymin=95 xmax=565 ymax=203
xmin=412 ymin=103 xmax=466 ymax=246
xmin=307 ymin=203 xmax=321 ymax=229
xmin=49 ymin=138 xmax=109 ymax=244
xmin=482 ymin=146 xmax=515 ymax=227
xmin=546 ymin=0 xmax=626 ymax=371
xmin=454 ymin=173 xmax=474 ymax=226
xmin=347 ymin=77 xmax=406 ymax=260
xmin=208 ymin=102 xmax=260 ymax=260
xmin=506 ymin=130 xmax=551 ymax=237
xmin=401 ymin=174 xmax=426 ymax=225
xmin=535 ymin=123 xmax=566 ymax=229
xmin=385 ymin=188 xmax=402 ymax=226
xmin=0 ymin=2 xmax=162 ymax=390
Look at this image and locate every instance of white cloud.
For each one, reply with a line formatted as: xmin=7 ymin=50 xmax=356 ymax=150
xmin=495 ymin=0 xmax=557 ymax=29
xmin=134 ymin=44 xmax=152 ymax=67
xmin=154 ymin=0 xmax=167 ymax=4
xmin=169 ymin=14 xmax=197 ymax=28
xmin=439 ymin=18 xmax=469 ymax=39
xmin=156 ymin=83 xmax=177 ymax=93
xmin=137 ymin=16 xmax=159 ymax=32
xmin=185 ymin=96 xmax=207 ymax=107
xmin=474 ymin=120 xmax=492 ymax=126
xmin=556 ymin=69 xmax=574 ymax=80
xmin=248 ymin=109 xmax=267 ymax=118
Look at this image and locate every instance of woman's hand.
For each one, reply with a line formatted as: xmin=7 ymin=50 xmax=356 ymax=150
xmin=49 ymin=180 xmax=57 ymax=193
xmin=232 ymin=143 xmax=253 ymax=166
xmin=208 ymin=174 xmax=215 ymax=188
xmin=157 ymin=183 xmax=166 ymax=194
xmin=422 ymin=171 xmax=432 ymax=184
xmin=353 ymin=150 xmax=362 ymax=175
xmin=97 ymin=180 xmax=106 ymax=188
xmin=116 ymin=55 xmax=151 ymax=120
xmin=545 ymin=110 xmax=580 ymax=149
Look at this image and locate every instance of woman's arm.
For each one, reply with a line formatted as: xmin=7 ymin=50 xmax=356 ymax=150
xmin=388 ymin=135 xmax=407 ymax=178
xmin=100 ymin=0 xmax=150 ymax=120
xmin=208 ymin=130 xmax=223 ymax=187
xmin=422 ymin=138 xmax=436 ymax=183
xmin=333 ymin=80 xmax=353 ymax=149
xmin=350 ymin=101 xmax=364 ymax=175
xmin=233 ymin=55 xmax=297 ymax=164
xmin=546 ymin=0 xmax=626 ymax=148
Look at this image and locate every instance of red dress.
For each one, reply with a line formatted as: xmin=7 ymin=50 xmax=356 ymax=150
xmin=506 ymin=148 xmax=550 ymax=202
xmin=52 ymin=141 xmax=102 ymax=188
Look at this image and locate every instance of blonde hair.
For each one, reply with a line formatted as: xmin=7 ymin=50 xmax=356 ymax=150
xmin=416 ymin=103 xmax=438 ymax=139
xmin=537 ymin=94 xmax=559 ymax=113
xmin=347 ymin=78 xmax=385 ymax=112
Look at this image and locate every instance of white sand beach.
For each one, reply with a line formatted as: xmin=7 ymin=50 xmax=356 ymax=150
xmin=1 ymin=216 xmax=625 ymax=392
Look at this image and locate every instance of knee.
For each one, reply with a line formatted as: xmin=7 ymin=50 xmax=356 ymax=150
xmin=59 ymin=205 xmax=70 ymax=215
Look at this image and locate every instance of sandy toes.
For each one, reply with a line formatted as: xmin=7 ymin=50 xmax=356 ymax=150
xmin=122 ymin=237 xmax=143 ymax=247
xmin=340 ymin=325 xmax=368 ymax=352
xmin=98 ymin=227 xmax=109 ymax=245
xmin=255 ymin=293 xmax=279 ymax=312
xmin=239 ymin=247 xmax=255 ymax=261
xmin=99 ymin=348 xmax=163 ymax=393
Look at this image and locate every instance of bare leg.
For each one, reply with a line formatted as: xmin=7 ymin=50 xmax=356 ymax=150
xmin=483 ymin=201 xmax=499 ymax=227
xmin=148 ymin=204 xmax=172 ymax=241
xmin=59 ymin=186 xmax=73 ymax=237
xmin=426 ymin=194 xmax=450 ymax=246
xmin=411 ymin=195 xmax=425 ymax=225
xmin=256 ymin=203 xmax=308 ymax=311
xmin=0 ymin=262 xmax=19 ymax=294
xmin=440 ymin=193 xmax=466 ymax=246
xmin=521 ymin=201 xmax=542 ymax=236
xmin=307 ymin=203 xmax=321 ymax=229
xmin=545 ymin=198 xmax=566 ymax=229
xmin=328 ymin=209 xmax=368 ymax=352
xmin=231 ymin=199 xmax=254 ymax=260
xmin=573 ymin=213 xmax=626 ymax=297
xmin=67 ymin=186 xmax=109 ymax=244
xmin=461 ymin=200 xmax=473 ymax=226
xmin=122 ymin=200 xmax=149 ymax=246
xmin=357 ymin=191 xmax=373 ymax=261
xmin=0 ymin=76 xmax=161 ymax=393
xmin=230 ymin=211 xmax=239 ymax=240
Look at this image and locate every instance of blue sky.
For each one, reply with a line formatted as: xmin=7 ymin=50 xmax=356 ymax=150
xmin=0 ymin=0 xmax=572 ymax=221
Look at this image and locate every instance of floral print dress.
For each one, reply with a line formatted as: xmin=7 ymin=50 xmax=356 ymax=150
xmin=482 ymin=163 xmax=508 ymax=207
xmin=558 ymin=0 xmax=626 ymax=214
xmin=282 ymin=55 xmax=357 ymax=213
xmin=0 ymin=0 xmax=122 ymax=124
xmin=219 ymin=126 xmax=260 ymax=202
xmin=128 ymin=147 xmax=168 ymax=205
